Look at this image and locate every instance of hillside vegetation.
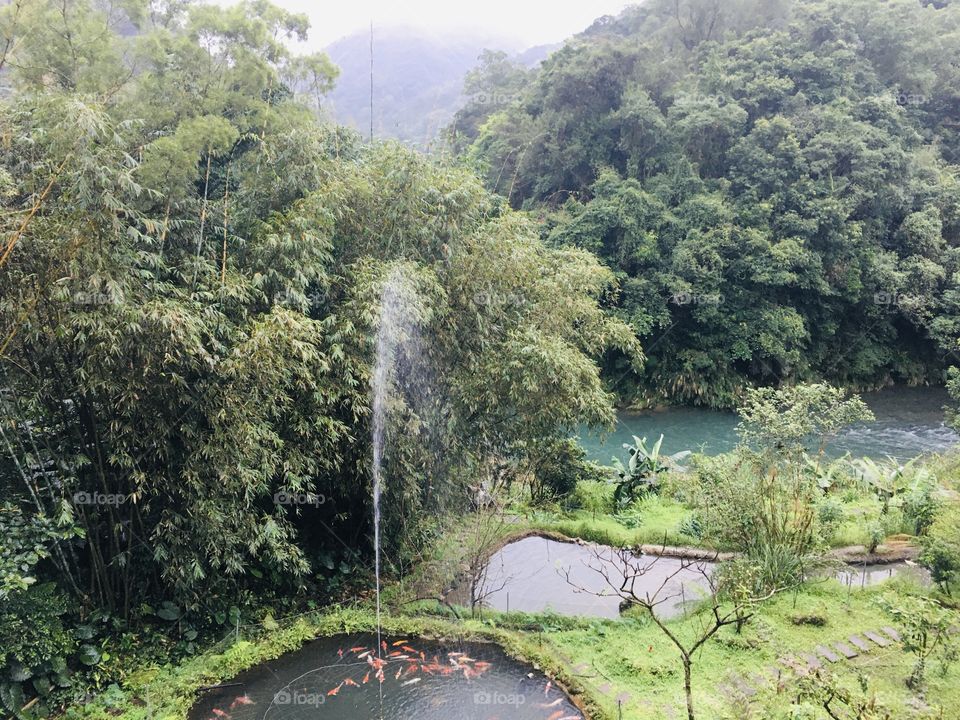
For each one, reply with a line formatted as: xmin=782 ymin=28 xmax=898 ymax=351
xmin=456 ymin=0 xmax=960 ymax=407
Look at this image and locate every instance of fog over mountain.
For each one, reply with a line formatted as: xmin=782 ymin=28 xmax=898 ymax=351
xmin=322 ymin=27 xmax=557 ymax=146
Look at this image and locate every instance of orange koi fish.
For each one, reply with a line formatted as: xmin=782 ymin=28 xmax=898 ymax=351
xmin=349 ymin=646 xmax=365 ymax=653
xmin=363 ymin=671 xmax=370 ymax=684
xmin=211 ymin=710 xmax=229 ymax=719
xmin=392 ymin=640 xmax=408 ymax=646
xmin=327 ymin=683 xmax=343 ymax=697
xmin=546 ymin=711 xmax=565 ymax=720
xmin=343 ymin=678 xmax=358 ymax=687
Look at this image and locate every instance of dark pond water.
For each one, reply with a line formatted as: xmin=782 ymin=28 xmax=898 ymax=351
xmin=579 ymin=386 xmax=958 ymax=464
xmin=189 ymin=633 xmax=583 ymax=720
xmin=456 ymin=538 xmax=928 ymax=620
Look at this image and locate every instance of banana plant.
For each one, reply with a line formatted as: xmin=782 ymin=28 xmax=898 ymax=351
xmin=611 ymin=434 xmax=690 ymax=507
xmin=850 ymin=457 xmax=932 ymax=513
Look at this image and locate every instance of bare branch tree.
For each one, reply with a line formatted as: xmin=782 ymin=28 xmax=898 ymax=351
xmin=563 ymin=545 xmax=785 ymax=720
xmin=464 ymin=507 xmax=511 ymax=618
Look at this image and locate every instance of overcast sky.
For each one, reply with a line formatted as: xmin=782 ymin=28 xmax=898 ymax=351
xmin=228 ymin=0 xmax=636 ymax=49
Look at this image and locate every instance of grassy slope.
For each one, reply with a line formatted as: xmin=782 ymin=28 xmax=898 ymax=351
xmin=70 ymin=581 xmax=958 ymax=720
xmin=69 ymin=453 xmax=960 ymax=720
xmin=541 ymin=579 xmax=959 ymax=719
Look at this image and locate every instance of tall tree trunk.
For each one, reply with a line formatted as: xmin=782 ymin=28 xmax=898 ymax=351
xmin=683 ymin=654 xmax=695 ymax=720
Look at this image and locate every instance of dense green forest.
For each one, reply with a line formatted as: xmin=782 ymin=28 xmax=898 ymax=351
xmin=4 ymin=1 xmax=960 ymax=719
xmin=0 ymin=0 xmax=638 ymax=710
xmin=453 ymin=0 xmax=960 ymax=407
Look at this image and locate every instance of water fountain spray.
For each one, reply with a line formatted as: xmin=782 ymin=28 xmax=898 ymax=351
xmin=370 ymin=267 xmax=410 ymax=716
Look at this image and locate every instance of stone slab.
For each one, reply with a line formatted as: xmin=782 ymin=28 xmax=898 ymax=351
xmin=864 ymin=630 xmax=890 ymax=647
xmin=815 ymin=645 xmax=841 ymax=662
xmin=848 ymin=635 xmax=871 ymax=652
xmin=882 ymin=626 xmax=902 ymax=642
xmin=732 ymin=677 xmax=757 ymax=698
xmin=777 ymin=657 xmax=807 ymax=676
xmin=834 ymin=642 xmax=858 ymax=659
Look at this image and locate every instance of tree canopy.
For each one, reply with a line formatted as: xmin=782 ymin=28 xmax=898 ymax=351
xmin=455 ymin=0 xmax=960 ymax=407
xmin=0 ymin=0 xmax=639 ymax=626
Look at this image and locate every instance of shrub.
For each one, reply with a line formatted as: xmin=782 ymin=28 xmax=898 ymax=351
xmin=568 ymin=480 xmax=615 ymax=516
xmin=920 ymin=500 xmax=960 ymax=593
xmin=689 ymin=384 xmax=874 ymax=590
xmin=789 ymin=612 xmax=828 ymax=626
xmin=0 ymin=583 xmax=76 ymax=714
xmin=529 ymin=438 xmax=608 ymax=504
xmin=878 ymin=594 xmax=956 ymax=690
xmin=678 ymin=513 xmax=704 ymax=540
xmin=816 ymin=497 xmax=845 ymax=540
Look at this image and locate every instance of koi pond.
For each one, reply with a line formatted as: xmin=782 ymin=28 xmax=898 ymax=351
xmin=453 ymin=537 xmax=929 ymax=619
xmin=189 ymin=633 xmax=583 ymax=720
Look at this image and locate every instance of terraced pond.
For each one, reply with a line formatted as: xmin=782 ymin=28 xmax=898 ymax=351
xmin=453 ymin=537 xmax=929 ymax=619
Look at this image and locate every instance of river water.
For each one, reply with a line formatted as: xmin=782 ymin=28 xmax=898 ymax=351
xmin=579 ymin=386 xmax=958 ymax=464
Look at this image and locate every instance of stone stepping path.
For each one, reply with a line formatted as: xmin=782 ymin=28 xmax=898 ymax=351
xmin=815 ymin=645 xmax=841 ymax=662
xmin=778 ymin=656 xmax=810 ymax=676
xmin=722 ymin=629 xmax=903 ymax=712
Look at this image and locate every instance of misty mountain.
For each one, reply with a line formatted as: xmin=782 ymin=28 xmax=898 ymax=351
xmin=322 ymin=28 xmax=556 ymax=147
